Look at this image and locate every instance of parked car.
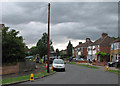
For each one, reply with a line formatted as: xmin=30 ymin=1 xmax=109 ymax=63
xmin=68 ymin=57 xmax=73 ymax=61
xmin=49 ymin=58 xmax=55 ymax=64
xmin=73 ymin=58 xmax=77 ymax=62
xmin=108 ymin=62 xmax=115 ymax=67
xmin=52 ymin=59 xmax=65 ymax=72
xmin=25 ymin=56 xmax=34 ymax=61
xmin=108 ymin=60 xmax=120 ymax=67
xmin=115 ymin=60 xmax=120 ymax=67
xmin=73 ymin=58 xmax=86 ymax=62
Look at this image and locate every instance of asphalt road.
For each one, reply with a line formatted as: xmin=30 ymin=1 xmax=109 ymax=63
xmin=20 ymin=63 xmax=118 ymax=84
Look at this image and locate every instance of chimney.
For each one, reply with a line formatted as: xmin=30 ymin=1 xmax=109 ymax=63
xmin=102 ymin=33 xmax=108 ymax=38
xmin=86 ymin=38 xmax=91 ymax=42
xmin=79 ymin=42 xmax=82 ymax=45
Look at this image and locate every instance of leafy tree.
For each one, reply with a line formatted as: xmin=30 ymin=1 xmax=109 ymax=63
xmin=36 ymin=32 xmax=53 ymax=59
xmin=112 ymin=37 xmax=120 ymax=39
xmin=2 ymin=27 xmax=26 ymax=63
xmin=50 ymin=45 xmax=54 ymax=52
xmin=30 ymin=46 xmax=38 ymax=56
xmin=67 ymin=41 xmax=73 ymax=57
xmin=56 ymin=48 xmax=60 ymax=57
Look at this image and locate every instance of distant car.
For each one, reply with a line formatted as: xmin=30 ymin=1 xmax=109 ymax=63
xmin=108 ymin=62 xmax=115 ymax=67
xmin=49 ymin=58 xmax=55 ymax=64
xmin=52 ymin=59 xmax=65 ymax=72
xmin=73 ymin=58 xmax=85 ymax=62
xmin=79 ymin=58 xmax=85 ymax=61
xmin=25 ymin=56 xmax=34 ymax=61
xmin=108 ymin=60 xmax=120 ymax=67
xmin=73 ymin=58 xmax=76 ymax=61
xmin=69 ymin=57 xmax=73 ymax=61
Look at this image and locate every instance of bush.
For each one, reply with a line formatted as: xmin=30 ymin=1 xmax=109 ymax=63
xmin=2 ymin=27 xmax=26 ymax=63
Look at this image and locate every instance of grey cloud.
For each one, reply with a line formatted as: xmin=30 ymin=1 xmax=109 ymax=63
xmin=2 ymin=2 xmax=48 ymax=25
xmin=2 ymin=2 xmax=118 ymax=49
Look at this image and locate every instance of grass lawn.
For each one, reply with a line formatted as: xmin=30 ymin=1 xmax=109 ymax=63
xmin=109 ymin=70 xmax=120 ymax=74
xmin=67 ymin=62 xmax=99 ymax=69
xmin=116 ymin=67 xmax=120 ymax=69
xmin=2 ymin=70 xmax=55 ymax=85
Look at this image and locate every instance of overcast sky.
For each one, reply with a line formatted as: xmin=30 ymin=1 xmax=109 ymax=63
xmin=1 ymin=2 xmax=118 ymax=50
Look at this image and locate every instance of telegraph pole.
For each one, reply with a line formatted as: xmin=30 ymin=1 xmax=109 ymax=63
xmin=47 ymin=3 xmax=50 ymax=73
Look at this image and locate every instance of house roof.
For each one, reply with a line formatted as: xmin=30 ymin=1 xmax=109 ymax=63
xmin=74 ymin=43 xmax=83 ymax=48
xmin=82 ymin=41 xmax=93 ymax=47
xmin=92 ymin=36 xmax=115 ymax=46
xmin=112 ymin=38 xmax=120 ymax=43
xmin=75 ymin=38 xmax=93 ymax=48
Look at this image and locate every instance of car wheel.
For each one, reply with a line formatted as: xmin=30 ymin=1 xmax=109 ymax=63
xmin=53 ymin=68 xmax=55 ymax=71
xmin=63 ymin=68 xmax=65 ymax=72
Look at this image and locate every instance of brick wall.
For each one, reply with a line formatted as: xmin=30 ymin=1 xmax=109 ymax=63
xmin=2 ymin=61 xmax=35 ymax=75
xmin=100 ymin=46 xmax=110 ymax=53
xmin=82 ymin=48 xmax=88 ymax=59
xmin=2 ymin=63 xmax=19 ymax=75
xmin=19 ymin=61 xmax=35 ymax=72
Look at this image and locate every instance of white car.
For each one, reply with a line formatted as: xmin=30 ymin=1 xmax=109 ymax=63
xmin=52 ymin=59 xmax=65 ymax=71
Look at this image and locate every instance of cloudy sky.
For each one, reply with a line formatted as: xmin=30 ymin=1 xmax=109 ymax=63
xmin=1 ymin=1 xmax=118 ymax=50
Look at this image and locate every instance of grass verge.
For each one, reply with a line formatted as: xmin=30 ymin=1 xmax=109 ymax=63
xmin=108 ymin=70 xmax=120 ymax=74
xmin=2 ymin=70 xmax=55 ymax=85
xmin=67 ymin=62 xmax=99 ymax=69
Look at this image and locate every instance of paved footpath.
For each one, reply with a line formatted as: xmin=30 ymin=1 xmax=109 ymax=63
xmin=20 ymin=63 xmax=118 ymax=84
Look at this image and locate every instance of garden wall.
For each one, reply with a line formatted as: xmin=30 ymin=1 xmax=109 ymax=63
xmin=2 ymin=61 xmax=36 ymax=75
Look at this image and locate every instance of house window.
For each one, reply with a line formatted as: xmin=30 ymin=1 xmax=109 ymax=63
xmin=79 ymin=48 xmax=81 ymax=51
xmin=87 ymin=48 xmax=91 ymax=51
xmin=114 ymin=43 xmax=117 ymax=50
xmin=115 ymin=43 xmax=119 ymax=49
xmin=93 ymin=48 xmax=96 ymax=50
xmin=81 ymin=47 xmax=83 ymax=52
xmin=119 ymin=43 xmax=120 ymax=49
xmin=78 ymin=48 xmax=81 ymax=51
xmin=115 ymin=54 xmax=118 ymax=60
xmin=111 ymin=44 xmax=114 ymax=50
xmin=118 ymin=54 xmax=120 ymax=60
xmin=97 ymin=45 xmax=99 ymax=51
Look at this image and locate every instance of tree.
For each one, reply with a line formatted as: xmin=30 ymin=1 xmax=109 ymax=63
xmin=112 ymin=37 xmax=120 ymax=40
xmin=30 ymin=46 xmax=38 ymax=56
xmin=2 ymin=27 xmax=26 ymax=63
xmin=56 ymin=48 xmax=60 ymax=57
xmin=67 ymin=41 xmax=73 ymax=57
xmin=36 ymin=32 xmax=53 ymax=59
xmin=50 ymin=45 xmax=54 ymax=52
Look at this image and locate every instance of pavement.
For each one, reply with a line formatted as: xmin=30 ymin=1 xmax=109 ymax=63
xmin=71 ymin=62 xmax=120 ymax=71
xmin=20 ymin=63 xmax=118 ymax=84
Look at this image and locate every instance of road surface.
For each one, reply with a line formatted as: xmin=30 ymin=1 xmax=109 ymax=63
xmin=20 ymin=63 xmax=118 ymax=84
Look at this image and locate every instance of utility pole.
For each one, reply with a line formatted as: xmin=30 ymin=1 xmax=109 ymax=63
xmin=47 ymin=3 xmax=50 ymax=73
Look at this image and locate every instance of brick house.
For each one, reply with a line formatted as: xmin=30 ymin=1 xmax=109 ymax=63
xmin=74 ymin=38 xmax=93 ymax=59
xmin=110 ymin=38 xmax=120 ymax=62
xmin=74 ymin=42 xmax=83 ymax=58
xmin=88 ymin=33 xmax=115 ymax=62
xmin=61 ymin=49 xmax=67 ymax=54
xmin=81 ymin=38 xmax=93 ymax=59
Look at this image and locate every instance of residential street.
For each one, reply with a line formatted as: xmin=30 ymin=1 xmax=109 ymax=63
xmin=20 ymin=63 xmax=118 ymax=84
